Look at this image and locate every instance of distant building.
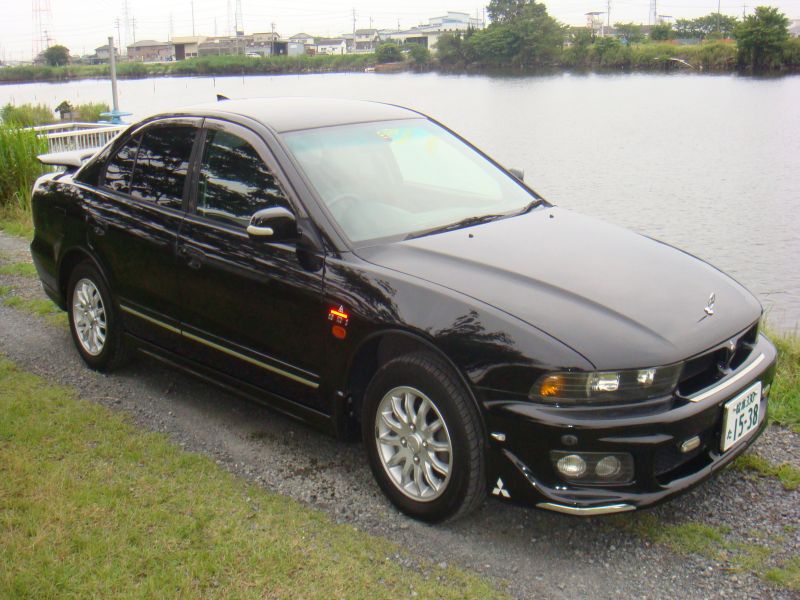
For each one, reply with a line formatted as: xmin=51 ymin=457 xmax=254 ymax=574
xmin=316 ymin=38 xmax=347 ymax=55
xmin=172 ymin=36 xmax=206 ymax=60
xmin=383 ymin=11 xmax=485 ymax=52
xmin=289 ymin=33 xmax=315 ymax=46
xmin=88 ymin=44 xmax=119 ymax=64
xmin=127 ymin=40 xmax=174 ymax=62
xmin=354 ymin=29 xmax=380 ymax=52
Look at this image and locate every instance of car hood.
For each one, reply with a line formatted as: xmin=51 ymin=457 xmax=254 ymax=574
xmin=357 ymin=207 xmax=762 ymax=370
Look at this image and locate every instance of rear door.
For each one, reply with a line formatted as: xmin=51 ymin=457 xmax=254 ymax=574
xmin=176 ymin=119 xmax=326 ymax=410
xmin=85 ymin=118 xmax=200 ymax=350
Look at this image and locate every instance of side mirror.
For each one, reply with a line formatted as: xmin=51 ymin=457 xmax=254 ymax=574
xmin=509 ymin=167 xmax=525 ymax=182
xmin=247 ymin=206 xmax=298 ymax=242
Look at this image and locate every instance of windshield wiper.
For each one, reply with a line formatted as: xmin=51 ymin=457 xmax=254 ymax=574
xmin=515 ymin=198 xmax=545 ymax=215
xmin=406 ymin=213 xmax=505 ymax=240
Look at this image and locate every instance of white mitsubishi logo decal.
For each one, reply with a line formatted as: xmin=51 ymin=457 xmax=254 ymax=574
xmin=492 ymin=478 xmax=510 ymax=498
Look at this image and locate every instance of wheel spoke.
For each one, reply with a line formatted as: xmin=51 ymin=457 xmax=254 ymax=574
xmin=378 ymin=431 xmax=401 ymax=447
xmin=422 ymin=461 xmax=441 ymax=492
xmin=415 ymin=397 xmax=431 ymax=429
xmin=429 ymin=453 xmax=450 ymax=477
xmin=380 ymin=411 xmax=403 ymax=434
xmin=391 ymin=395 xmax=408 ymax=425
xmin=413 ymin=463 xmax=425 ymax=495
xmin=403 ymin=391 xmax=416 ymax=426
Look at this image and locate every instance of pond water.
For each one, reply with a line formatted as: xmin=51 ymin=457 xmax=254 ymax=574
xmin=2 ymin=71 xmax=798 ymax=331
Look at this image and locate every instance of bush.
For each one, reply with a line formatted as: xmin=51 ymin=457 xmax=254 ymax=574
xmin=1 ymin=104 xmax=54 ymax=127
xmin=407 ymin=44 xmax=431 ymax=67
xmin=376 ymin=43 xmax=403 ymax=64
xmin=74 ymin=103 xmax=110 ymax=123
xmin=0 ymin=124 xmax=48 ymax=212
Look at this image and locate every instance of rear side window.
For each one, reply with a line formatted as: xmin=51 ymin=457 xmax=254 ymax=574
xmin=130 ymin=125 xmax=196 ymax=210
xmin=104 ymin=134 xmax=140 ymax=194
xmin=196 ymin=129 xmax=290 ymax=227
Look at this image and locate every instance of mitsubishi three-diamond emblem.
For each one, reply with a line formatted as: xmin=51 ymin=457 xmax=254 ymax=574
xmin=492 ymin=478 xmax=510 ymax=498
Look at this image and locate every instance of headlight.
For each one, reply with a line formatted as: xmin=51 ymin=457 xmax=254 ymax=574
xmin=530 ymin=364 xmax=683 ymax=405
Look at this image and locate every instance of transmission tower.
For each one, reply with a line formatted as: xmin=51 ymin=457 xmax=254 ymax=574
xmin=31 ymin=0 xmax=54 ymax=60
xmin=235 ymin=0 xmax=244 ymax=36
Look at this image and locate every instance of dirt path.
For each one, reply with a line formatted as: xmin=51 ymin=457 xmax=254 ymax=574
xmin=1 ymin=231 xmax=797 ymax=599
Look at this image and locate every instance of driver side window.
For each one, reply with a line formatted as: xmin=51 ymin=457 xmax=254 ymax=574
xmin=196 ymin=129 xmax=290 ymax=228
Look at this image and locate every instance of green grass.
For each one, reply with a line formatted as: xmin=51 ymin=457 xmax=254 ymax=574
xmin=0 ymin=262 xmax=38 ymax=278
xmin=0 ymin=103 xmax=54 ymax=127
xmin=767 ymin=330 xmax=800 ymax=433
xmin=612 ymin=514 xmax=780 ymax=583
xmin=0 ymin=124 xmax=48 ymax=213
xmin=0 ymin=206 xmax=35 ymax=239
xmin=0 ymin=357 xmax=502 ymax=598
xmin=765 ymin=557 xmax=800 ymax=591
xmin=0 ymin=287 xmax=66 ymax=327
xmin=733 ymin=453 xmax=800 ymax=491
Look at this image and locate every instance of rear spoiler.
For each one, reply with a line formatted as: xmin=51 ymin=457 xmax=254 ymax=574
xmin=37 ymin=148 xmax=99 ymax=171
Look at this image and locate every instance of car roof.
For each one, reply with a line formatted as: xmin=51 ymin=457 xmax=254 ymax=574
xmin=178 ymin=97 xmax=421 ymax=133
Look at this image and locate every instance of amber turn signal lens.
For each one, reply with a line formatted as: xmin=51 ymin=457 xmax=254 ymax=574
xmin=331 ymin=325 xmax=347 ymax=340
xmin=539 ymin=374 xmax=564 ymax=397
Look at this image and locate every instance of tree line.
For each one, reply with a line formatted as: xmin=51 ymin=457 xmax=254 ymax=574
xmin=433 ymin=1 xmax=798 ymax=72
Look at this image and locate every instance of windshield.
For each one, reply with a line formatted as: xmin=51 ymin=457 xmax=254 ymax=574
xmin=282 ymin=119 xmax=540 ymax=244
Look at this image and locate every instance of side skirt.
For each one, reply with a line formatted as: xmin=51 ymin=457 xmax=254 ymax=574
xmin=127 ymin=334 xmax=336 ymax=436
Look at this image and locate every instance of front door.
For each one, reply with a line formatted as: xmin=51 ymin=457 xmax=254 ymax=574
xmin=176 ymin=120 xmax=326 ymax=410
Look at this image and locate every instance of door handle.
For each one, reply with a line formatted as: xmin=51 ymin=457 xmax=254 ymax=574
xmin=178 ymin=245 xmax=205 ymax=270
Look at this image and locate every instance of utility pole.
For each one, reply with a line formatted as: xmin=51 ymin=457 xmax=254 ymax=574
xmin=352 ymin=8 xmax=357 ymax=54
xmin=742 ymin=4 xmax=747 ymax=18
xmin=191 ymin=0 xmax=196 ymax=36
xmin=115 ymin=18 xmax=122 ymax=54
xmin=717 ymin=0 xmax=721 ymax=33
xmin=271 ymin=22 xmax=275 ymax=56
xmin=169 ymin=14 xmax=174 ymax=42
xmin=132 ymin=17 xmax=136 ymax=45
xmin=607 ymin=0 xmax=611 ymax=28
xmin=108 ymin=36 xmax=119 ymax=114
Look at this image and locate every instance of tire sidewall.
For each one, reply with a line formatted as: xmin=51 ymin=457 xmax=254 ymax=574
xmin=362 ymin=354 xmax=482 ymax=522
xmin=67 ymin=262 xmax=121 ymax=370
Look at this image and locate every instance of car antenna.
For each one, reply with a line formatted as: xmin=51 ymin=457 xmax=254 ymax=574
xmin=216 ymin=94 xmax=230 ymax=101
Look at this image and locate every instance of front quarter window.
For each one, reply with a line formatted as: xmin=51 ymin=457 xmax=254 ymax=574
xmin=196 ymin=129 xmax=290 ymax=228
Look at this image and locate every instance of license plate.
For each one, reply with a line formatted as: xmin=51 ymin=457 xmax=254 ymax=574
xmin=720 ymin=382 xmax=762 ymax=452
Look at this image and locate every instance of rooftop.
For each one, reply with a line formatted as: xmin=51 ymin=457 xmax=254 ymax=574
xmin=176 ymin=97 xmax=419 ymax=133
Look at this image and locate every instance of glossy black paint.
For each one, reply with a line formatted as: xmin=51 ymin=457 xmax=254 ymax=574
xmin=30 ymin=98 xmax=777 ymax=514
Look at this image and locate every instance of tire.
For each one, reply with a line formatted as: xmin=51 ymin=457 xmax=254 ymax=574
xmin=67 ymin=262 xmax=129 ymax=371
xmin=362 ymin=351 xmax=486 ymax=522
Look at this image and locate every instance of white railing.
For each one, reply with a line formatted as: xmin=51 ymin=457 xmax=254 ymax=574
xmin=30 ymin=122 xmax=127 ymax=153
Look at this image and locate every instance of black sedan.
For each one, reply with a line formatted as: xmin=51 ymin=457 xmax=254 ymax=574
xmin=30 ymin=98 xmax=777 ymax=522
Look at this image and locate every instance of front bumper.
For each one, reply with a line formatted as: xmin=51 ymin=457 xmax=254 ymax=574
xmin=482 ymin=334 xmax=778 ymax=515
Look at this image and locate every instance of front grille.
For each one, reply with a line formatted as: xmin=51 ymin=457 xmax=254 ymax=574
xmin=677 ymin=322 xmax=759 ymax=398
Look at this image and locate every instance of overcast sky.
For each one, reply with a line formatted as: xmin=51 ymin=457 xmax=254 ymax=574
xmin=3 ymin=0 xmax=800 ymax=61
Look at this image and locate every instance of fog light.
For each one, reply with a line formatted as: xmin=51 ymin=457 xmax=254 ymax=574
xmin=595 ymin=455 xmax=622 ymax=478
xmin=556 ymin=454 xmax=586 ymax=478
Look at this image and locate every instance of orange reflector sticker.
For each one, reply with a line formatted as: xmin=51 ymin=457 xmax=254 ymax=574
xmin=332 ymin=325 xmax=347 ymax=339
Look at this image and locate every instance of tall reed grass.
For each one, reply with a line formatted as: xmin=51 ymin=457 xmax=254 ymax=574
xmin=0 ymin=124 xmax=48 ymax=212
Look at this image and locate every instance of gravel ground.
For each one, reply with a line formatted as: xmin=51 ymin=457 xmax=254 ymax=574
xmin=1 ymin=231 xmax=798 ymax=599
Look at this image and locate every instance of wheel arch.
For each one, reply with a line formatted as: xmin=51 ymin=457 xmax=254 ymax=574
xmin=57 ymin=247 xmax=113 ymax=309
xmin=339 ymin=328 xmax=487 ymax=441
